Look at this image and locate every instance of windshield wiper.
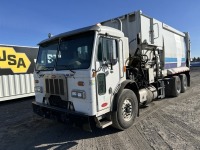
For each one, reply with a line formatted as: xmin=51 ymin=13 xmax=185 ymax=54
xmin=38 ymin=66 xmax=54 ymax=71
xmin=56 ymin=65 xmax=76 ymax=74
xmin=36 ymin=66 xmax=54 ymax=73
xmin=69 ymin=69 xmax=76 ymax=74
xmin=44 ymin=66 xmax=54 ymax=70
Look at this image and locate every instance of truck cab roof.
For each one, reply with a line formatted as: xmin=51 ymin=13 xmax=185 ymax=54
xmin=38 ymin=24 xmax=124 ymax=45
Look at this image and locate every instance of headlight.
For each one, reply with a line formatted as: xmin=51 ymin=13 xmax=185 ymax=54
xmin=71 ymin=90 xmax=86 ymax=99
xmin=34 ymin=86 xmax=43 ymax=93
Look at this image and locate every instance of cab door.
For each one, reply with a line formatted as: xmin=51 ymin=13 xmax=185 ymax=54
xmin=95 ymin=36 xmax=120 ymax=111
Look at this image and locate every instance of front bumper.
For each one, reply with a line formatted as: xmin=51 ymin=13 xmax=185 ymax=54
xmin=32 ymin=101 xmax=92 ymax=131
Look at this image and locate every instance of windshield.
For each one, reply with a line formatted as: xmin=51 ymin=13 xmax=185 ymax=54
xmin=36 ymin=32 xmax=94 ymax=71
xmin=36 ymin=41 xmax=58 ymax=71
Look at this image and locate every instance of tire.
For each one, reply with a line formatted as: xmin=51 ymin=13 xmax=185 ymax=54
xmin=112 ymin=89 xmax=138 ymax=130
xmin=179 ymin=74 xmax=187 ymax=93
xmin=171 ymin=76 xmax=181 ymax=97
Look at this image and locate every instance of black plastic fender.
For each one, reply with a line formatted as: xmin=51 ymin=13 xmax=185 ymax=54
xmin=111 ymin=80 xmax=140 ymax=116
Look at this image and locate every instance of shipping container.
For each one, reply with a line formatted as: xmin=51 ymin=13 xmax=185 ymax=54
xmin=0 ymin=44 xmax=38 ymax=101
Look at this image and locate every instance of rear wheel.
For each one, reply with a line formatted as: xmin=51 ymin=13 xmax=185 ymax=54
xmin=171 ymin=76 xmax=181 ymax=97
xmin=179 ymin=74 xmax=187 ymax=93
xmin=112 ymin=89 xmax=138 ymax=130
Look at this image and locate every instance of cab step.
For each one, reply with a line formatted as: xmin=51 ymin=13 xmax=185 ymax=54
xmin=97 ymin=120 xmax=112 ymax=129
xmin=94 ymin=116 xmax=112 ymax=129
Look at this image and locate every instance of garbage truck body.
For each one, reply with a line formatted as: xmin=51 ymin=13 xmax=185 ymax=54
xmin=32 ymin=10 xmax=190 ymax=130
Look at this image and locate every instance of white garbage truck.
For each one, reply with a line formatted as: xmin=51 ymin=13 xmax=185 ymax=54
xmin=32 ymin=10 xmax=191 ymax=130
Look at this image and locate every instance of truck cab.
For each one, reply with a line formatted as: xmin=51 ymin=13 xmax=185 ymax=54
xmin=33 ymin=24 xmax=133 ymax=130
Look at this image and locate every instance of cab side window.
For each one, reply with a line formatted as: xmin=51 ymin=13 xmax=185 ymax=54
xmin=97 ymin=37 xmax=118 ymax=65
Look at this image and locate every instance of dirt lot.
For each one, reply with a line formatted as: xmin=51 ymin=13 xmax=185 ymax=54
xmin=0 ymin=67 xmax=200 ymax=150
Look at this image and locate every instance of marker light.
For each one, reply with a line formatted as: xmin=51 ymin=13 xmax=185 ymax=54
xmin=77 ymin=81 xmax=84 ymax=86
xmin=96 ymin=23 xmax=101 ymax=26
xmin=123 ymin=66 xmax=126 ymax=72
xmin=92 ymin=71 xmax=97 ymax=78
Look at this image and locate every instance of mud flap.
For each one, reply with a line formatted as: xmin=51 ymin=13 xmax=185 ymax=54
xmin=69 ymin=115 xmax=92 ymax=132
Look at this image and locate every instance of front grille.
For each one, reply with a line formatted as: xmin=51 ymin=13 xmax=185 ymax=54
xmin=49 ymin=95 xmax=74 ymax=110
xmin=45 ymin=78 xmax=65 ymax=95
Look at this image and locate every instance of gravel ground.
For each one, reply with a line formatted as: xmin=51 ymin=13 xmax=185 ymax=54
xmin=0 ymin=67 xmax=200 ymax=150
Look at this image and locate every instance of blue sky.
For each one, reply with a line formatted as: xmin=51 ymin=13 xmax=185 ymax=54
xmin=0 ymin=0 xmax=199 ymax=57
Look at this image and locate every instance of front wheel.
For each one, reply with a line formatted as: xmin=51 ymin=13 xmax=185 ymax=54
xmin=112 ymin=89 xmax=138 ymax=130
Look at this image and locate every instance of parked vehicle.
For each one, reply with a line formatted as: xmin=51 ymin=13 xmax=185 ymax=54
xmin=0 ymin=45 xmax=38 ymax=101
xmin=190 ymin=62 xmax=200 ymax=67
xmin=32 ymin=10 xmax=190 ymax=130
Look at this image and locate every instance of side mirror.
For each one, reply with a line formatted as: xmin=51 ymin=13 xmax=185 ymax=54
xmin=102 ymin=61 xmax=113 ymax=70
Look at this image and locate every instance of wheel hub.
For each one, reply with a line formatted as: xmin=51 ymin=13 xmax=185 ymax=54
xmin=125 ymin=105 xmax=132 ymax=113
xmin=122 ymin=99 xmax=133 ymax=121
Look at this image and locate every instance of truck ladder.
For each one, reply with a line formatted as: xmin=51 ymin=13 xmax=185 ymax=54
xmin=154 ymin=49 xmax=165 ymax=99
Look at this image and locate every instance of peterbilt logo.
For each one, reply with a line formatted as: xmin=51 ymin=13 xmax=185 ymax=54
xmin=51 ymin=75 xmax=56 ymax=78
xmin=0 ymin=47 xmax=31 ymax=73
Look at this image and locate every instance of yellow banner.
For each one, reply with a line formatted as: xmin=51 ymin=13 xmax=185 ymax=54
xmin=0 ymin=47 xmax=31 ymax=73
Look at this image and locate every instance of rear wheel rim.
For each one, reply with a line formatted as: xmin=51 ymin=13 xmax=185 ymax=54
xmin=177 ymin=79 xmax=181 ymax=93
